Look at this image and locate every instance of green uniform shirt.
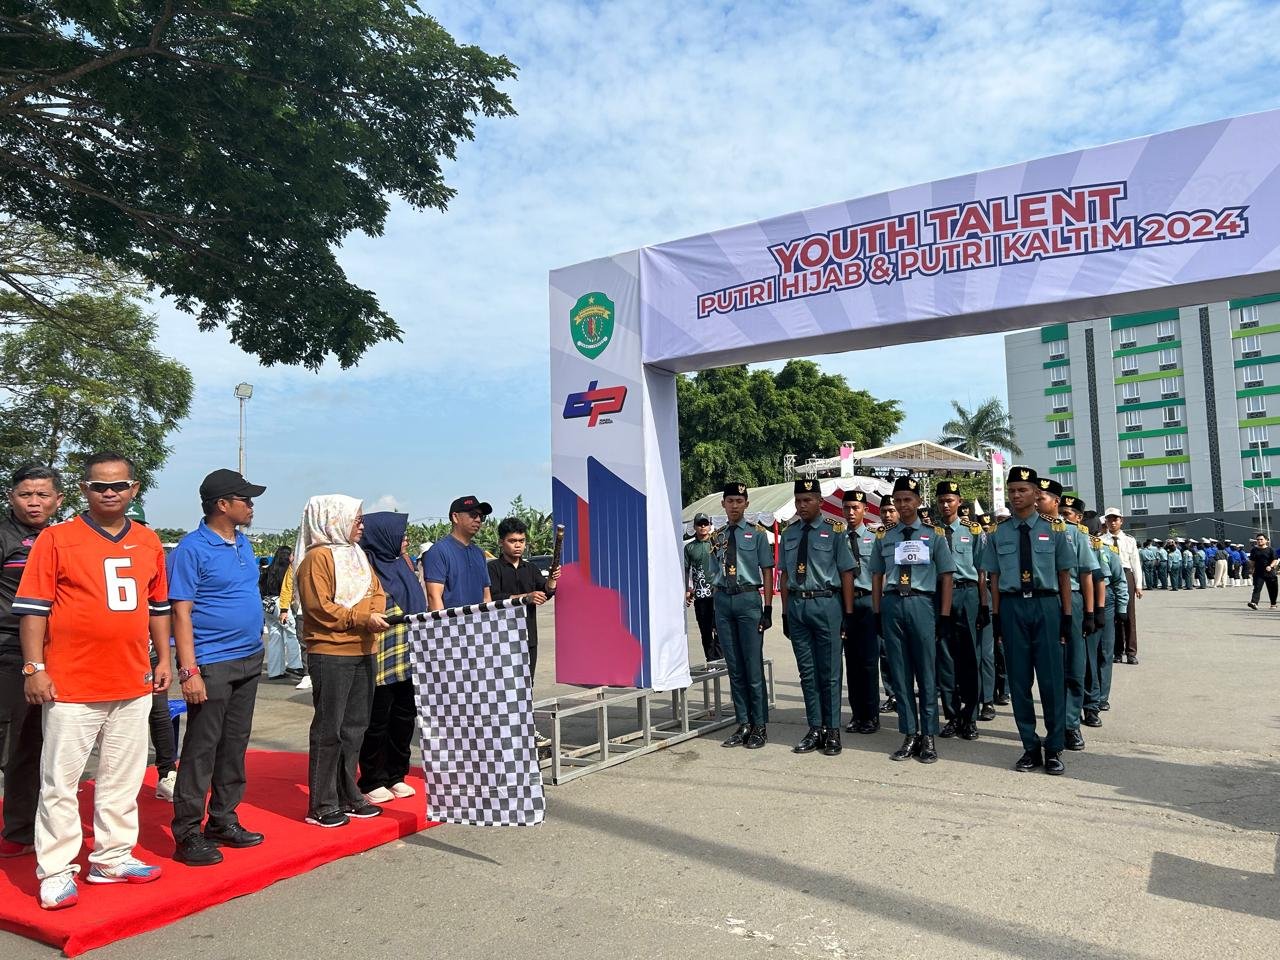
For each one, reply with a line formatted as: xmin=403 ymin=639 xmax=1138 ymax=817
xmin=1064 ymin=521 xmax=1100 ymax=591
xmin=978 ymin=512 xmax=1075 ymax=591
xmin=780 ymin=517 xmax=855 ymax=590
xmin=708 ymin=521 xmax=774 ymax=589
xmin=1091 ymin=538 xmax=1129 ymax=610
xmin=848 ymin=521 xmax=878 ymax=592
xmin=684 ymin=538 xmax=713 ymax=598
xmin=1168 ymin=549 xmax=1183 ymax=570
xmin=940 ymin=516 xmax=982 ymax=582
xmin=869 ymin=520 xmax=957 ymax=593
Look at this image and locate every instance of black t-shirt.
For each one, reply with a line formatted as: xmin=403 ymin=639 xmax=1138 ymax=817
xmin=1249 ymin=546 xmax=1276 ymax=578
xmin=486 ymin=556 xmax=554 ymax=645
xmin=0 ymin=511 xmax=48 ymax=660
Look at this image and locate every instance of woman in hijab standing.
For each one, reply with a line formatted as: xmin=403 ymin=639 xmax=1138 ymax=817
xmin=294 ymin=496 xmax=388 ymax=828
xmin=358 ymin=512 xmax=426 ymax=803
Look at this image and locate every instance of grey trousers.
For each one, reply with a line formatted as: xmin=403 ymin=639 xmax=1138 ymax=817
xmin=307 ymin=653 xmax=375 ymax=816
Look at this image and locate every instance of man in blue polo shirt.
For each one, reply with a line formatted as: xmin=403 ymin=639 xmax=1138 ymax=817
xmin=425 ymin=495 xmax=493 ymax=610
xmin=167 ymin=469 xmax=268 ymax=867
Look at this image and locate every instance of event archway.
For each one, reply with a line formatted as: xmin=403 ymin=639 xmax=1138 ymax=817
xmin=549 ymin=109 xmax=1280 ymax=693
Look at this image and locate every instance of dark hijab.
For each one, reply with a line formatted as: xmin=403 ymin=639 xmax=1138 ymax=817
xmin=361 ymin=512 xmax=427 ymax=614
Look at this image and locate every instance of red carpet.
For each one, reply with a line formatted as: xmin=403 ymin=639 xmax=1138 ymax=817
xmin=0 ymin=750 xmax=436 ymax=956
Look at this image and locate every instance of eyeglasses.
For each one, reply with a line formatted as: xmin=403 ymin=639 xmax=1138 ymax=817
xmin=228 ymin=496 xmax=254 ymax=506
xmin=84 ymin=480 xmax=135 ymax=494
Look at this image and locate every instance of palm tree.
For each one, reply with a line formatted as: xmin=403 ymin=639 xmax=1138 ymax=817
xmin=938 ymin=398 xmax=1022 ymax=458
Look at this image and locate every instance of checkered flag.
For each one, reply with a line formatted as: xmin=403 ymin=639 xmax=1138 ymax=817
xmin=405 ymin=599 xmax=545 ymax=826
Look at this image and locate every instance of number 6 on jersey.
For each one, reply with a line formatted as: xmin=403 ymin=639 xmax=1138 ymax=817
xmin=103 ymin=557 xmax=138 ymax=611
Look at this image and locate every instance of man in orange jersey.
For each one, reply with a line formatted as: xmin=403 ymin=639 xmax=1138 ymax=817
xmin=16 ymin=452 xmax=171 ymax=910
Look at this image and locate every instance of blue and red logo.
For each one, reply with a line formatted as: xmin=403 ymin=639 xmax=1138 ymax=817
xmin=563 ymin=381 xmax=627 ymax=427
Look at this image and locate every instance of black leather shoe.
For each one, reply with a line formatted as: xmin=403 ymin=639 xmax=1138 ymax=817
xmin=1113 ymin=655 xmax=1124 ymax=663
xmin=1015 ymin=747 xmax=1043 ymax=772
xmin=744 ymin=725 xmax=767 ymax=749
xmin=204 ymin=822 xmax=264 ymax=848
xmin=993 ymin=694 xmax=1011 ymax=706
xmin=1082 ymin=710 xmax=1102 ymax=728
xmin=938 ymin=719 xmax=958 ymax=739
xmin=1248 ymin=601 xmax=1258 ymax=610
xmin=1099 ymin=700 xmax=1111 ymax=712
xmin=857 ymin=717 xmax=880 ymax=735
xmin=175 ymin=833 xmax=224 ymax=866
xmin=916 ymin=735 xmax=938 ymax=763
xmin=978 ymin=703 xmax=997 ymax=721
xmin=722 ymin=723 xmax=750 ymax=747
xmin=822 ymin=730 xmax=842 ymax=756
xmin=880 ymin=696 xmax=898 ymax=713
xmin=845 ymin=720 xmax=858 ymax=733
xmin=793 ymin=727 xmax=823 ymax=753
xmin=1126 ymin=655 xmax=1139 ymax=665
xmin=890 ymin=735 xmax=918 ymax=761
xmin=1065 ymin=727 xmax=1085 ymax=751
xmin=1044 ymin=751 xmax=1066 ymax=775
xmin=959 ymin=722 xmax=979 ymax=741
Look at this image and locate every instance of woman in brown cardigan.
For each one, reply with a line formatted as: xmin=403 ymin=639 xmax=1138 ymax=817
xmin=294 ymin=495 xmax=388 ymax=828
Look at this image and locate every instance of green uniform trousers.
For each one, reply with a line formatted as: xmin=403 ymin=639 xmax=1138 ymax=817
xmin=1084 ymin=601 xmax=1113 ymax=711
xmin=936 ymin=582 xmax=980 ymax=725
xmin=881 ymin=593 xmax=938 ymax=736
xmin=1063 ymin=591 xmax=1085 ymax=731
xmin=713 ymin=590 xmax=767 ymax=726
xmin=788 ymin=594 xmax=843 ymax=729
xmin=999 ymin=593 xmax=1065 ymax=752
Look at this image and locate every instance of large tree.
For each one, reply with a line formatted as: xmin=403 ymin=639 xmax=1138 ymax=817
xmin=0 ymin=2 xmax=516 ymax=369
xmin=677 ymin=361 xmax=903 ymax=504
xmin=0 ymin=292 xmax=193 ymax=509
xmin=938 ymin=397 xmax=1022 ymax=459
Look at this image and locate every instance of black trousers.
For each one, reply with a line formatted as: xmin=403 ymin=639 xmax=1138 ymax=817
xmin=692 ymin=596 xmax=720 ymax=660
xmin=358 ymin=680 xmax=416 ymax=792
xmin=148 ymin=646 xmax=176 ymax=776
xmin=1251 ymin=574 xmax=1279 ymax=606
xmin=172 ymin=651 xmax=263 ymax=840
xmin=307 ymin=653 xmax=374 ymax=817
xmin=0 ymin=658 xmax=42 ymax=845
xmin=842 ymin=594 xmax=880 ymax=724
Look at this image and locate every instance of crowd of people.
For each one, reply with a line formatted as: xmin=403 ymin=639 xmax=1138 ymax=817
xmin=0 ymin=456 xmax=556 ymax=911
xmin=684 ymin=468 xmax=1194 ymax=775
xmin=1134 ymin=535 xmax=1278 ymax=607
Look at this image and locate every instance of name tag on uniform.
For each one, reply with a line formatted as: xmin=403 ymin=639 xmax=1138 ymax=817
xmin=743 ymin=532 xmax=753 ymax=539
xmin=960 ymin=536 xmax=970 ymax=543
xmin=895 ymin=541 xmax=930 ymax=565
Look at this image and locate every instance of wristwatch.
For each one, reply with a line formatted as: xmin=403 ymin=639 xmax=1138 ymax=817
xmin=179 ymin=666 xmax=201 ymax=683
xmin=21 ymin=661 xmax=44 ymax=677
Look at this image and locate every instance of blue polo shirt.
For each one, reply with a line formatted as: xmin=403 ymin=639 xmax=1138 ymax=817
xmin=424 ymin=534 xmax=490 ymax=609
xmin=166 ymin=521 xmax=264 ymax=665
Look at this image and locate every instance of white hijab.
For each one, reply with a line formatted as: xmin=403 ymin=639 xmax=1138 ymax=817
xmin=294 ymin=494 xmax=372 ymax=609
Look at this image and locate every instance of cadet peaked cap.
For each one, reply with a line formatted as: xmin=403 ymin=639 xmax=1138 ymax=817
xmin=449 ymin=495 xmax=492 ymax=517
xmin=879 ymin=494 xmax=894 ymax=508
xmin=935 ymin=479 xmax=962 ymax=496
xmin=793 ymin=478 xmax=820 ymax=495
xmin=1036 ymin=477 xmax=1063 ymax=497
xmin=722 ymin=481 xmax=748 ymax=498
xmin=1007 ymin=465 xmax=1040 ymax=485
xmin=841 ymin=488 xmax=867 ymax=503
xmin=1062 ymin=495 xmax=1085 ymax=512
xmin=892 ymin=476 xmax=921 ymax=495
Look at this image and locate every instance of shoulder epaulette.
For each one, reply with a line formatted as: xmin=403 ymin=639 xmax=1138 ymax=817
xmin=827 ymin=518 xmax=845 ymax=532
xmin=1076 ymin=522 xmax=1089 ymax=534
xmin=1090 ymin=535 xmax=1102 ymax=549
xmin=1108 ymin=543 xmax=1120 ymax=554
xmin=1046 ymin=515 xmax=1066 ymax=532
xmin=969 ymin=522 xmax=983 ymax=535
xmin=933 ymin=524 xmax=946 ymax=536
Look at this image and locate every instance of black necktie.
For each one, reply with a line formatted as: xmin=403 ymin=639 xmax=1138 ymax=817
xmin=1018 ymin=522 xmax=1033 ymax=593
xmin=797 ymin=523 xmax=811 ymax=582
xmin=725 ymin=524 xmax=738 ymax=581
xmin=943 ymin=522 xmax=954 ymax=550
xmin=848 ymin=527 xmax=861 ymax=578
xmin=897 ymin=526 xmax=914 ymax=596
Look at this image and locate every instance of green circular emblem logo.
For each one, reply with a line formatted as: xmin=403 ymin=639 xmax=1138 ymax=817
xmin=570 ymin=292 xmax=615 ymax=359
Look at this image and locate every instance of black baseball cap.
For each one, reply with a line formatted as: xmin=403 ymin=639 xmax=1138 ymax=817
xmin=693 ymin=512 xmax=711 ymax=525
xmin=449 ymin=495 xmax=493 ymax=517
xmin=199 ymin=469 xmax=266 ymax=502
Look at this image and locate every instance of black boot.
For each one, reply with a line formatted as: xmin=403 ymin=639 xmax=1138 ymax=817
xmin=916 ymin=736 xmax=938 ymax=763
xmin=744 ymin=725 xmax=767 ymax=749
xmin=938 ymin=719 xmax=958 ymax=739
xmin=793 ymin=727 xmax=823 ymax=753
xmin=890 ymin=735 xmax=918 ymax=761
xmin=721 ymin=723 xmax=749 ymax=747
xmin=822 ymin=728 xmax=842 ymax=756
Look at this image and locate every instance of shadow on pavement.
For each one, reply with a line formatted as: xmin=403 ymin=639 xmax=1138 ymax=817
xmin=1147 ymin=840 xmax=1280 ymax=921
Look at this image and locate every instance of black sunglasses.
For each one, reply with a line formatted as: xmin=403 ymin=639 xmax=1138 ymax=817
xmin=84 ymin=480 xmax=135 ymax=494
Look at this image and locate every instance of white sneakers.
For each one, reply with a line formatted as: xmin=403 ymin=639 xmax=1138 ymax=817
xmin=295 ymin=674 xmax=313 ymax=691
xmin=389 ymin=781 xmax=416 ymax=799
xmin=39 ymin=873 xmax=78 ymax=910
xmin=364 ymin=786 xmax=394 ymax=803
xmin=156 ymin=770 xmax=177 ymax=801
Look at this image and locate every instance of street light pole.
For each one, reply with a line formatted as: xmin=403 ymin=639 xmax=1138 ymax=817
xmin=234 ymin=382 xmax=254 ymax=475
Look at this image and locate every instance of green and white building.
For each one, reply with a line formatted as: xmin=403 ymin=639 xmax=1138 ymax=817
xmin=1004 ymin=294 xmax=1280 ymax=540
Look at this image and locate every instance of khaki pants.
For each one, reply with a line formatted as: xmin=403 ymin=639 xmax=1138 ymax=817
xmin=35 ymin=696 xmax=150 ymax=880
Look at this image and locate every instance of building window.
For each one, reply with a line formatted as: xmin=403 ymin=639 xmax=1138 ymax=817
xmin=1121 ymin=382 xmax=1141 ymax=403
xmin=1240 ymin=335 xmax=1262 ymax=359
xmin=1126 ymin=438 xmax=1144 ymax=459
xmin=1165 ymin=433 xmax=1185 ymax=456
xmin=1120 ymin=358 xmax=1140 ymax=377
xmin=1050 ymin=394 xmax=1070 ymax=414
xmin=1123 ymin=410 xmax=1143 ymax=430
xmin=1050 ymin=369 xmax=1069 ymax=387
xmin=1256 ymin=487 xmax=1276 ymax=506
xmin=1157 ymin=347 xmax=1179 ymax=370
xmin=1166 ymin=462 xmax=1186 ymax=484
xmin=1047 ymin=339 xmax=1067 ymax=361
xmin=1128 ymin=493 xmax=1148 ymax=516
xmin=1156 ymin=319 xmax=1177 ymax=342
xmin=1055 ymin=448 xmax=1073 ymax=465
xmin=1126 ymin=465 xmax=1147 ymax=487
xmin=1250 ymin=456 xmax=1273 ymax=480
xmin=1160 ymin=376 xmax=1182 ymax=399
xmin=1243 ymin=365 xmax=1264 ymax=388
xmin=1115 ymin=329 xmax=1138 ymax=350
xmin=1246 ymin=426 xmax=1270 ymax=447
xmin=1053 ymin=419 xmax=1072 ymax=438
xmin=1168 ymin=491 xmax=1188 ymax=513
xmin=1239 ymin=305 xmax=1261 ymax=329
xmin=1057 ymin=471 xmax=1076 ymax=490
xmin=1163 ymin=406 xmax=1182 ymax=427
xmin=1246 ymin=395 xmax=1268 ymax=419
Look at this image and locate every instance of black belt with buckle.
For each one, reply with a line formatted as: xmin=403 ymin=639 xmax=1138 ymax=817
xmin=794 ymin=589 xmax=835 ymax=599
xmin=715 ymin=584 xmax=757 ymax=596
xmin=854 ymin=588 xmax=872 ymax=599
xmin=1004 ymin=589 xmax=1058 ymax=598
xmin=953 ymin=579 xmax=978 ymax=589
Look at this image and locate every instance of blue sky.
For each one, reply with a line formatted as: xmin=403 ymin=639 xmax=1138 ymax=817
xmin=143 ymin=0 xmax=1280 ymax=531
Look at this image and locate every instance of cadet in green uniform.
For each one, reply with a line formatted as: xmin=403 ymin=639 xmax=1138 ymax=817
xmin=870 ymin=476 xmax=956 ymax=764
xmin=977 ymin=511 xmax=1005 ymax=720
xmin=780 ymin=478 xmax=855 ymax=756
xmin=934 ymin=480 xmax=986 ymax=741
xmin=711 ymin=482 xmax=775 ymax=750
xmin=1085 ymin=520 xmax=1127 ymax=725
xmin=1167 ymin=542 xmax=1182 ymax=592
xmin=979 ymin=466 xmax=1075 ymax=775
xmin=877 ymin=494 xmax=898 ymax=713
xmin=840 ymin=488 xmax=880 ymax=735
